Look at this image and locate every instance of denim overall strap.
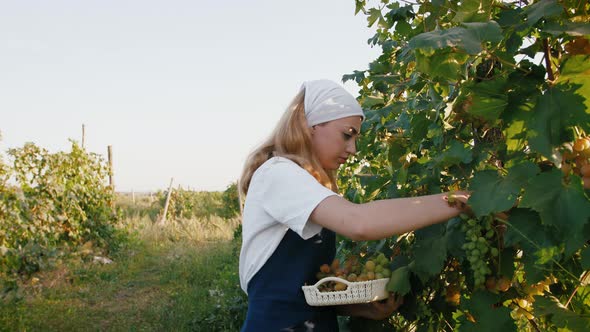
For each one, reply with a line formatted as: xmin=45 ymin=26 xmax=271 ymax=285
xmin=241 ymin=228 xmax=338 ymax=332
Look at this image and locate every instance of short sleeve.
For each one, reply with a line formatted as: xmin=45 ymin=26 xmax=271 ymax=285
xmin=258 ymin=159 xmax=337 ymax=239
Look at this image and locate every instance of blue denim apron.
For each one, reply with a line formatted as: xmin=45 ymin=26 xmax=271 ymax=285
xmin=241 ymin=228 xmax=338 ymax=332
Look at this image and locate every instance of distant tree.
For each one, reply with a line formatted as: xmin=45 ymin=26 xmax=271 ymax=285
xmin=218 ymin=182 xmax=240 ymax=220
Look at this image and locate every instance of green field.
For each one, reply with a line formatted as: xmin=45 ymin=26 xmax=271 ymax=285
xmin=0 ymin=216 xmax=247 ymax=332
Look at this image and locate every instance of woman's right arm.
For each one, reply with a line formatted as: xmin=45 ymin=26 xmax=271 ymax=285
xmin=309 ymin=192 xmax=469 ymax=241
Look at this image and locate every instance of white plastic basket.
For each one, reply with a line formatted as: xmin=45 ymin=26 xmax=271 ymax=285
xmin=302 ymin=276 xmax=389 ymax=306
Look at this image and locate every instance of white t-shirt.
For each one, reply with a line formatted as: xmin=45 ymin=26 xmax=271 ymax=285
xmin=238 ymin=157 xmax=337 ymax=293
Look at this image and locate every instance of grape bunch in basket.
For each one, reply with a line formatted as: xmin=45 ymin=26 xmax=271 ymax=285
xmin=315 ymin=253 xmax=391 ymax=292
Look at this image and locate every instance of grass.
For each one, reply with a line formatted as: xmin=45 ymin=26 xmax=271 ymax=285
xmin=0 ymin=216 xmax=247 ymax=332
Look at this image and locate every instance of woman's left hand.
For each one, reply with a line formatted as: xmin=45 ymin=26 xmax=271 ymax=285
xmin=362 ymin=293 xmax=404 ymax=320
xmin=336 ymin=293 xmax=404 ymax=320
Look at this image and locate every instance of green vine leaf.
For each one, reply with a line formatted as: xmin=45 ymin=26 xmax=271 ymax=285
xmin=462 ymin=78 xmax=509 ymax=123
xmin=557 ymin=55 xmax=590 ymax=111
xmin=387 ymin=265 xmax=411 ymax=296
xmin=543 ymin=21 xmax=590 ymax=37
xmin=523 ymin=0 xmax=564 ymax=27
xmin=520 ymin=170 xmax=590 ymax=255
xmin=434 ymin=139 xmax=473 ymax=167
xmin=581 ymin=247 xmax=590 ymax=270
xmin=452 ymin=0 xmax=494 ymax=23
xmin=411 ymin=225 xmax=448 ymax=282
xmin=459 ymin=290 xmax=516 ymax=332
xmin=409 ymin=21 xmax=502 ymax=55
xmin=469 ymin=162 xmax=539 ymax=217
xmin=526 ymin=86 xmax=590 ymax=158
xmin=533 ymin=296 xmax=590 ymax=331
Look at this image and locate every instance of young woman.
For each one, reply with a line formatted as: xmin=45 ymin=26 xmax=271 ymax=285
xmin=238 ymin=79 xmax=469 ymax=331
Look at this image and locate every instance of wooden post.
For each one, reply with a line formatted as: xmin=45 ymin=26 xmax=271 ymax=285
xmin=107 ymin=145 xmax=115 ymax=208
xmin=82 ymin=124 xmax=86 ymax=148
xmin=107 ymin=145 xmax=115 ymax=192
xmin=132 ymin=189 xmax=135 ymax=204
xmin=158 ymin=178 xmax=174 ymax=225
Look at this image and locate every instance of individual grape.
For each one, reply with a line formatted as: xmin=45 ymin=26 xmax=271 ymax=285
xmin=562 ymin=162 xmax=572 ymax=175
xmin=445 ymin=284 xmax=461 ymax=306
xmin=496 ymin=276 xmax=511 ymax=292
xmin=330 ymin=258 xmax=340 ymax=272
xmin=485 ymin=276 xmax=496 ymax=290
xmin=334 ymin=282 xmax=347 ymax=291
xmin=573 ymin=137 xmax=590 ymax=152
xmin=490 ymin=248 xmax=499 ymax=257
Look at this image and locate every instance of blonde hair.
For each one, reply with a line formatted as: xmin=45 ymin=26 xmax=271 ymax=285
xmin=238 ymin=90 xmax=337 ymax=200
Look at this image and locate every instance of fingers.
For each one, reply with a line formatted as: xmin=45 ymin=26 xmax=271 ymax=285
xmin=374 ymin=293 xmax=402 ymax=311
xmin=390 ymin=293 xmax=403 ymax=310
xmin=363 ymin=293 xmax=405 ymax=320
xmin=444 ymin=191 xmax=472 ymax=214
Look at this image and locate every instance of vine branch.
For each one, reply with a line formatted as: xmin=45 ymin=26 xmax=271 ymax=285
xmin=565 ymin=270 xmax=590 ymax=308
xmin=543 ymin=38 xmax=555 ymax=81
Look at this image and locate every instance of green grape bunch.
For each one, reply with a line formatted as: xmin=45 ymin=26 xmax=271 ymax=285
xmin=460 ymin=214 xmax=499 ymax=288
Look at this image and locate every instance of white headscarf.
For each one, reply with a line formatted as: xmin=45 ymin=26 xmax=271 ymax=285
xmin=300 ymin=79 xmax=365 ymax=127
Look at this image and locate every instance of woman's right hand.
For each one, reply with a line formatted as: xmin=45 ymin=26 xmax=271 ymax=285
xmin=443 ymin=190 xmax=471 ymax=214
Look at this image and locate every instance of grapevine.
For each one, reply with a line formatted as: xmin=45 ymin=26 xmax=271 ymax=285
xmin=336 ymin=0 xmax=590 ymax=330
xmin=0 ymin=140 xmax=120 ymax=291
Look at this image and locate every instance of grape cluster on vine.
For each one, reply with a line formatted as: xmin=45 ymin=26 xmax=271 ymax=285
xmin=460 ymin=214 xmax=498 ymax=287
xmin=562 ymin=136 xmax=590 ymax=189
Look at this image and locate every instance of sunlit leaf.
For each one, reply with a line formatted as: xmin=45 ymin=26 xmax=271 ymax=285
xmin=557 ymin=55 xmax=590 ymax=110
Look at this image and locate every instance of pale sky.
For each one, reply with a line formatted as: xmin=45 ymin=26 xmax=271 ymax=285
xmin=1 ymin=0 xmax=380 ymax=192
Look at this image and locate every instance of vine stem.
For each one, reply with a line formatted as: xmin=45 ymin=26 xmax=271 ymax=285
xmin=543 ymin=38 xmax=555 ymax=81
xmin=527 ymin=317 xmax=542 ymax=332
xmin=565 ymin=270 xmax=590 ymax=308
xmin=501 ymin=220 xmax=581 ymax=284
xmin=492 ymin=53 xmax=532 ymax=74
xmin=443 ymin=318 xmax=454 ymax=331
xmin=513 ymin=299 xmax=541 ymax=332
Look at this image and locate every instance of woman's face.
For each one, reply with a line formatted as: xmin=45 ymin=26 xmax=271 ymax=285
xmin=310 ymin=116 xmax=362 ymax=170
